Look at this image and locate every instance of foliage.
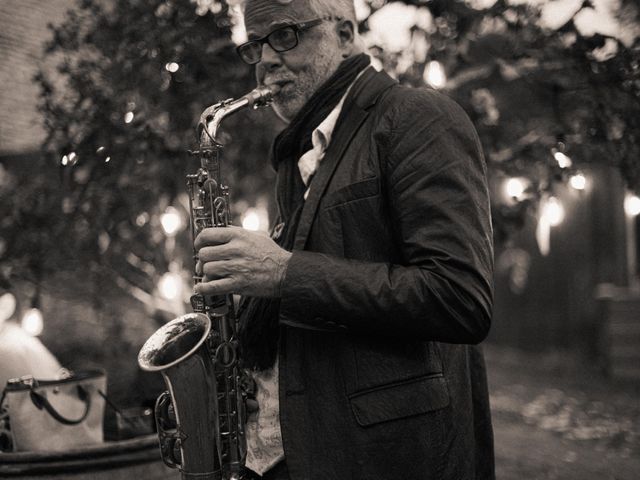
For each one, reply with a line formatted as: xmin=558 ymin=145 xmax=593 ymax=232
xmin=361 ymin=0 xmax=640 ymax=242
xmin=2 ymin=0 xmax=640 ymax=307
xmin=2 ymin=0 xmax=278 ymax=299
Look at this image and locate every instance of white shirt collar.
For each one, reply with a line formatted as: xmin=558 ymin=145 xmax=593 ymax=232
xmin=297 ymin=68 xmax=369 ymax=196
xmin=309 ymin=67 xmax=368 ymax=154
xmin=311 ymin=93 xmax=347 ymax=153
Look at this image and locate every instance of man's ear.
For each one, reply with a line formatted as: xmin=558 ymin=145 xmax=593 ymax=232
xmin=336 ymin=19 xmax=356 ymax=55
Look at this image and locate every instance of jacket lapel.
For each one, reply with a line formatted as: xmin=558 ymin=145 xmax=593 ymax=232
xmin=293 ymin=68 xmax=397 ymax=250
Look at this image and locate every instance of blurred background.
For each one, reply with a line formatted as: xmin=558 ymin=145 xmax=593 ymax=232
xmin=0 ymin=0 xmax=639 ymax=478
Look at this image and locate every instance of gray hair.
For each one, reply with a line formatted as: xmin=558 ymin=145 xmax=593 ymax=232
xmin=241 ymin=1 xmax=356 ymax=23
xmin=241 ymin=0 xmax=363 ymax=50
xmin=308 ymin=0 xmax=364 ymax=52
xmin=307 ymin=0 xmax=356 ymax=23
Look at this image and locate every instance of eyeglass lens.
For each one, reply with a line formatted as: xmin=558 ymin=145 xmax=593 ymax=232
xmin=238 ymin=26 xmax=299 ymax=64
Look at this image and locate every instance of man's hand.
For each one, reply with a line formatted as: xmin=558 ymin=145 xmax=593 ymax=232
xmin=194 ymin=226 xmax=292 ymax=298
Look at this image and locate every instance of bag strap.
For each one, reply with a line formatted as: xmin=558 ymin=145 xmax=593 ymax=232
xmin=29 ymin=385 xmax=91 ymax=426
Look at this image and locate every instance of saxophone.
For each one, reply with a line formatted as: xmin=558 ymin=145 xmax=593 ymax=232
xmin=138 ymin=85 xmax=277 ymax=480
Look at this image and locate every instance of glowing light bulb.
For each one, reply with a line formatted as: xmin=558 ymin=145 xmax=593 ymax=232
xmin=62 ymin=152 xmax=78 ymax=166
xmin=242 ymin=210 xmax=261 ymax=231
xmin=423 ymin=61 xmax=446 ymax=89
xmin=543 ymin=196 xmax=565 ymax=227
xmin=136 ymin=212 xmax=149 ymax=227
xmin=22 ymin=308 xmax=44 ymax=336
xmin=554 ymin=151 xmax=572 ymax=168
xmin=161 ymin=207 xmax=182 ymax=236
xmin=569 ymin=173 xmax=586 ymax=190
xmin=165 ymin=62 xmax=180 ymax=73
xmin=158 ymin=272 xmax=182 ymax=301
xmin=0 ymin=292 xmax=16 ymax=325
xmin=124 ymin=111 xmax=135 ymax=124
xmin=624 ymin=194 xmax=640 ymax=217
xmin=505 ymin=177 xmax=526 ymax=199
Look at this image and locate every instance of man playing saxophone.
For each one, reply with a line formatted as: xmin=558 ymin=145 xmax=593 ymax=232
xmin=194 ymin=0 xmax=495 ymax=478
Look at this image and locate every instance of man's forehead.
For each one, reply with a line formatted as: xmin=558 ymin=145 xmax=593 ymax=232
xmin=245 ymin=0 xmax=312 ymax=34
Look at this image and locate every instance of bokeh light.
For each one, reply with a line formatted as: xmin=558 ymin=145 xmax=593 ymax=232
xmin=505 ymin=177 xmax=527 ymax=200
xmin=165 ymin=62 xmax=180 ymax=73
xmin=61 ymin=152 xmax=78 ymax=166
xmin=543 ymin=196 xmax=565 ymax=227
xmin=554 ymin=151 xmax=572 ymax=168
xmin=0 ymin=292 xmax=16 ymax=325
xmin=241 ymin=205 xmax=269 ymax=232
xmin=158 ymin=272 xmax=183 ymax=301
xmin=423 ymin=61 xmax=447 ymax=89
xmin=161 ymin=206 xmax=182 ymax=236
xmin=242 ymin=209 xmax=261 ymax=231
xmin=21 ymin=308 xmax=44 ymax=336
xmin=624 ymin=194 xmax=640 ymax=217
xmin=569 ymin=173 xmax=587 ymax=191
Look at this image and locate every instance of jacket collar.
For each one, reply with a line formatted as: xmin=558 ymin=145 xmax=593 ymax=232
xmin=292 ymin=67 xmax=397 ymax=250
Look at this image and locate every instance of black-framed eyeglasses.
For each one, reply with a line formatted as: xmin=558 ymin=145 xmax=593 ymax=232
xmin=236 ymin=17 xmax=339 ymax=65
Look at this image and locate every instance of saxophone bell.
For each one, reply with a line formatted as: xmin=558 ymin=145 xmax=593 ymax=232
xmin=138 ymin=314 xmax=221 ymax=478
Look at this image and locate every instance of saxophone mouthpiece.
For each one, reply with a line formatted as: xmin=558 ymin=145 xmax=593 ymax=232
xmin=245 ymin=84 xmax=280 ymax=109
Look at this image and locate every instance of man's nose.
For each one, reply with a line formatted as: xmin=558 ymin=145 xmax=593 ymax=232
xmin=259 ymin=42 xmax=282 ymax=71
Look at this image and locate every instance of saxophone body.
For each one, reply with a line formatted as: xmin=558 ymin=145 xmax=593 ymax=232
xmin=138 ymin=86 xmax=276 ymax=480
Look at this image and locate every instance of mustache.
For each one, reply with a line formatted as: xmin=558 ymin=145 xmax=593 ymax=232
xmin=263 ymin=77 xmax=295 ymax=86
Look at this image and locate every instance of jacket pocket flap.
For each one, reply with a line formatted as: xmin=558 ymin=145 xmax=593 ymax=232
xmin=322 ymin=177 xmax=379 ymax=209
xmin=348 ymin=374 xmax=449 ymax=427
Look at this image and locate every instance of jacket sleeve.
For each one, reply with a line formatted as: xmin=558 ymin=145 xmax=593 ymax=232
xmin=278 ymin=88 xmax=494 ymax=344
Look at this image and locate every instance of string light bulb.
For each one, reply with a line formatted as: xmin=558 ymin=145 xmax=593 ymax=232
xmin=569 ymin=173 xmax=587 ymax=191
xmin=241 ymin=205 xmax=270 ymax=232
xmin=160 ymin=206 xmax=182 ymax=236
xmin=61 ymin=152 xmax=78 ymax=166
xmin=165 ymin=62 xmax=180 ymax=73
xmin=542 ymin=196 xmax=565 ymax=227
xmin=158 ymin=272 xmax=183 ymax=301
xmin=624 ymin=193 xmax=640 ymax=217
xmin=423 ymin=61 xmax=447 ymax=89
xmin=553 ymin=151 xmax=572 ymax=168
xmin=0 ymin=292 xmax=16 ymax=326
xmin=22 ymin=308 xmax=44 ymax=336
xmin=504 ymin=177 xmax=527 ymax=200
xmin=242 ymin=209 xmax=261 ymax=231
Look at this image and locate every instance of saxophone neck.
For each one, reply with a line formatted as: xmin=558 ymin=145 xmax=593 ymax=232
xmin=199 ymin=85 xmax=277 ymax=147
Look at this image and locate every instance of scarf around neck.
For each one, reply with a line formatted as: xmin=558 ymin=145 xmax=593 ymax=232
xmin=238 ymin=53 xmax=371 ymax=371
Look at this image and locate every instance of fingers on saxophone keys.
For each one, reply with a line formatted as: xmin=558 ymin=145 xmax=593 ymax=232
xmin=195 ymin=278 xmax=235 ymax=296
xmin=198 ymin=246 xmax=218 ymax=263
xmin=201 ymin=260 xmax=232 ymax=278
xmin=194 ymin=227 xmax=235 ymax=250
xmin=198 ymin=244 xmax=237 ymax=264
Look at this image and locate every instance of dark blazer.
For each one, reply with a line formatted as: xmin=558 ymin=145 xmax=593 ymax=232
xmin=276 ymin=67 xmax=495 ymax=480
